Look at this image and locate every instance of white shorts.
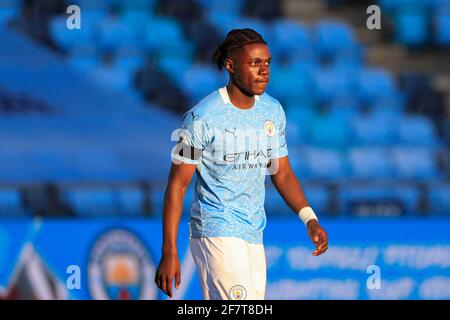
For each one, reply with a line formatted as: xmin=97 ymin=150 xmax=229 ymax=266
xmin=190 ymin=236 xmax=266 ymax=300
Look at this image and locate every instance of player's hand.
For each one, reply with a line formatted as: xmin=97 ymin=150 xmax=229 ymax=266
xmin=155 ymin=253 xmax=181 ymax=298
xmin=307 ymin=219 xmax=328 ymax=256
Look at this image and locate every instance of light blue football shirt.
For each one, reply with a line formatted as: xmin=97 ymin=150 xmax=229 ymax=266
xmin=171 ymin=87 xmax=288 ymax=244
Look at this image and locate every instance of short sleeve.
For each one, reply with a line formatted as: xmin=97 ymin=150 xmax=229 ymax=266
xmin=171 ymin=111 xmax=213 ymax=165
xmin=270 ymin=104 xmax=289 ymax=159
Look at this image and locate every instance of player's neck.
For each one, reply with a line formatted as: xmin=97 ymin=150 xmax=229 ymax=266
xmin=226 ymin=83 xmax=255 ymax=109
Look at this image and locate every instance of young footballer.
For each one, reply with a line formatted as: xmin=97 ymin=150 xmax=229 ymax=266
xmin=155 ymin=28 xmax=328 ymax=300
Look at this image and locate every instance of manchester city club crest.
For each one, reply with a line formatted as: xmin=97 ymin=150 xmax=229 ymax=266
xmin=88 ymin=228 xmax=157 ymax=300
xmin=229 ymin=285 xmax=247 ymax=300
xmin=264 ymin=120 xmax=276 ymax=137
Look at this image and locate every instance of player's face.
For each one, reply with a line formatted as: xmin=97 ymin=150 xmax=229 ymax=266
xmin=231 ymin=43 xmax=271 ymax=96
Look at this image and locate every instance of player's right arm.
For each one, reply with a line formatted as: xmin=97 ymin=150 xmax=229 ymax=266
xmin=155 ymin=161 xmax=197 ymax=298
xmin=155 ymin=110 xmax=210 ymax=297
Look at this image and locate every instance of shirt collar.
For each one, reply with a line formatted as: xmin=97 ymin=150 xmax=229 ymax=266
xmin=219 ymin=86 xmax=260 ymax=105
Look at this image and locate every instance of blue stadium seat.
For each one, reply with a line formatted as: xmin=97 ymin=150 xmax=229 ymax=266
xmin=71 ymin=0 xmax=110 ymax=11
xmin=339 ymin=185 xmax=420 ymax=217
xmin=64 ymin=187 xmax=145 ymax=217
xmin=394 ymin=4 xmax=429 ymax=46
xmin=314 ymin=65 xmax=357 ymax=102
xmin=433 ymin=0 xmax=450 ymax=6
xmin=157 ymin=56 xmax=191 ymax=86
xmin=268 ymin=63 xmax=316 ymax=103
xmin=235 ymin=17 xmax=275 ymax=44
xmin=208 ymin=15 xmax=274 ymax=44
xmin=303 ymin=184 xmax=331 ymax=214
xmin=379 ymin=0 xmax=400 ymax=13
xmin=98 ymin=19 xmax=139 ymax=52
xmin=0 ymin=152 xmax=32 ymax=182
xmin=48 ymin=11 xmax=100 ymax=59
xmin=0 ymin=6 xmax=19 ymax=27
xmin=314 ymin=20 xmax=360 ymax=61
xmin=287 ymin=147 xmax=309 ymax=179
xmin=348 ymin=147 xmax=395 ymax=180
xmin=351 ymin=109 xmax=400 ymax=145
xmin=63 ymin=189 xmax=118 ymax=217
xmin=26 ymin=151 xmax=83 ymax=182
xmin=144 ymin=18 xmax=192 ymax=57
xmin=49 ymin=16 xmax=97 ymax=52
xmin=391 ymin=147 xmax=441 ymax=180
xmin=327 ymin=96 xmax=360 ymax=119
xmin=434 ymin=5 xmax=450 ymax=46
xmin=331 ymin=59 xmax=363 ymax=78
xmin=75 ymin=150 xmax=134 ymax=182
xmin=59 ymin=9 xmax=108 ymax=55
xmin=309 ymin=111 xmax=353 ymax=149
xmin=206 ymin=11 xmax=239 ymax=37
xmin=0 ymin=189 xmax=30 ymax=217
xmin=68 ymin=38 xmax=100 ymax=60
xmin=181 ymin=64 xmax=224 ymax=104
xmin=89 ymin=64 xmax=135 ymax=91
xmin=184 ymin=19 xmax=221 ymax=63
xmin=358 ymin=68 xmax=397 ymax=103
xmin=302 ymin=148 xmax=347 ymax=180
xmin=119 ymin=11 xmax=153 ymax=36
xmin=112 ymin=54 xmax=145 ymax=75
xmin=264 ymin=184 xmax=330 ymax=216
xmin=370 ymin=94 xmax=406 ymax=112
xmin=379 ymin=0 xmax=434 ymax=11
xmin=264 ymin=186 xmax=288 ymax=216
xmin=284 ymin=106 xmax=316 ymax=145
xmin=0 ymin=0 xmax=21 ymax=9
xmin=79 ymin=9 xmax=109 ymax=24
xmin=243 ymin=0 xmax=282 ymax=20
xmin=282 ymin=93 xmax=317 ymax=113
xmin=146 ymin=17 xmax=183 ymax=42
xmin=115 ymin=189 xmax=144 ymax=216
xmin=428 ymin=184 xmax=450 ymax=215
xmin=118 ymin=0 xmax=158 ymax=12
xmin=149 ymin=186 xmax=164 ymax=216
xmin=399 ymin=71 xmax=432 ymax=94
xmin=271 ymin=19 xmax=314 ymax=61
xmin=158 ymin=0 xmax=202 ymax=24
xmin=198 ymin=0 xmax=244 ymax=15
xmin=285 ymin=119 xmax=304 ymax=148
xmin=398 ymin=115 xmax=440 ymax=147
xmin=115 ymin=149 xmax=171 ymax=182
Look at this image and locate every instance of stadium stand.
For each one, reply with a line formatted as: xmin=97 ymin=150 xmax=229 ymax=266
xmin=0 ymin=0 xmax=447 ymax=218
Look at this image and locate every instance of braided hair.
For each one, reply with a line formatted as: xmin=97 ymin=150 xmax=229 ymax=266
xmin=212 ymin=28 xmax=267 ymax=71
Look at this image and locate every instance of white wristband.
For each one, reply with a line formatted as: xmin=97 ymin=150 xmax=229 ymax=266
xmin=298 ymin=207 xmax=318 ymax=226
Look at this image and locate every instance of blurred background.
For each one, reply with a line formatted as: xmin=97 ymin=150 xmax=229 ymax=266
xmin=0 ymin=0 xmax=449 ymax=299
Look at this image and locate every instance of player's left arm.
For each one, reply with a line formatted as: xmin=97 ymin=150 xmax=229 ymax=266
xmin=269 ymin=155 xmax=328 ymax=256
